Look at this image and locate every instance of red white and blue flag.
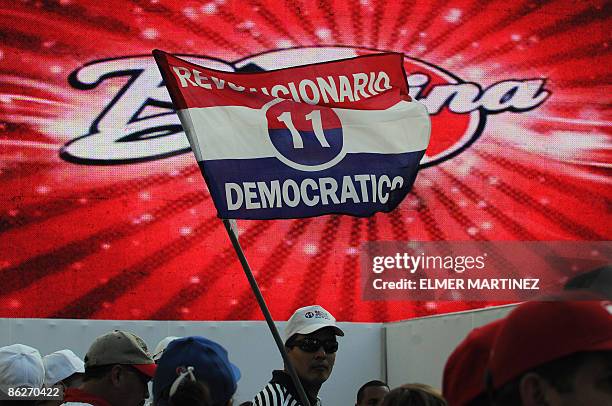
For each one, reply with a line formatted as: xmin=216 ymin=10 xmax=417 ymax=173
xmin=153 ymin=50 xmax=430 ymax=220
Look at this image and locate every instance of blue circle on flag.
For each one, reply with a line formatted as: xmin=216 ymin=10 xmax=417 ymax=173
xmin=266 ymin=101 xmax=343 ymax=168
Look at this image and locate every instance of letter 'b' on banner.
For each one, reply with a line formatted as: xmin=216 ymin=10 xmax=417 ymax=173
xmin=153 ymin=49 xmax=431 ymax=220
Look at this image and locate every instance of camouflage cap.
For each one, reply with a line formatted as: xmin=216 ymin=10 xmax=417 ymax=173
xmin=85 ymin=330 xmax=156 ymax=377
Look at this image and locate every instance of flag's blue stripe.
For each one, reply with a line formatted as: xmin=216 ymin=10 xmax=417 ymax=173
xmin=268 ymin=128 xmax=343 ymax=166
xmin=198 ymin=150 xmax=425 ymax=220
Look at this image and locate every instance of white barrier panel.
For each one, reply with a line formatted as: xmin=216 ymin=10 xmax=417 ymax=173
xmin=385 ymin=304 xmax=516 ymax=389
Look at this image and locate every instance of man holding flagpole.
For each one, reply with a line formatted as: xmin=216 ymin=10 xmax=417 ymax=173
xmin=154 ymin=48 xmax=430 ymax=406
xmin=253 ymin=305 xmax=344 ymax=406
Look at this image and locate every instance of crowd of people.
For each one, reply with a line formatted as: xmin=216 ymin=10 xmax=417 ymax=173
xmin=0 ymin=292 xmax=610 ymax=406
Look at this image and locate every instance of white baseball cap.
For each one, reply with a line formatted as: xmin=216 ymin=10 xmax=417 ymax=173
xmin=284 ymin=305 xmax=344 ymax=343
xmin=43 ymin=349 xmax=85 ymax=387
xmin=0 ymin=344 xmax=45 ymax=393
xmin=153 ymin=336 xmax=181 ymax=361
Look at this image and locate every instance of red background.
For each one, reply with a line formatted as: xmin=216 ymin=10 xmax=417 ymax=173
xmin=0 ymin=0 xmax=610 ymax=322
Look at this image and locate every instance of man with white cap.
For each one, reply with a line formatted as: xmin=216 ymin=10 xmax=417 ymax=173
xmin=39 ymin=350 xmax=85 ymax=406
xmin=253 ymin=305 xmax=344 ymax=406
xmin=44 ymin=350 xmax=85 ymax=387
xmin=0 ymin=343 xmax=45 ymax=406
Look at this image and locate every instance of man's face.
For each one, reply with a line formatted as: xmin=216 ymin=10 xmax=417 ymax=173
xmin=544 ymin=353 xmax=612 ymax=406
xmin=115 ymin=365 xmax=150 ymax=406
xmin=286 ymin=328 xmax=337 ymax=386
xmin=357 ymin=385 xmax=390 ymax=406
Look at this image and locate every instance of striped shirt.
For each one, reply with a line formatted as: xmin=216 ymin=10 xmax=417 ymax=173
xmin=253 ymin=370 xmax=322 ymax=406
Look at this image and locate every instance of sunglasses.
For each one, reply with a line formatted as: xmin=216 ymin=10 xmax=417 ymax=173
xmin=288 ymin=337 xmax=339 ymax=353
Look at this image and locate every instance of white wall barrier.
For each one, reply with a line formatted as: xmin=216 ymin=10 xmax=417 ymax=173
xmin=385 ymin=304 xmax=515 ymax=390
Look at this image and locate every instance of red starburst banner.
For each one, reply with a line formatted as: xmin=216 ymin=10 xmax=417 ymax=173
xmin=0 ymin=0 xmax=610 ymax=322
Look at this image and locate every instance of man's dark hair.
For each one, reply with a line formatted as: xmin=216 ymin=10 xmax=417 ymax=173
xmin=357 ymin=380 xmax=389 ymax=403
xmin=381 ymin=384 xmax=446 ymax=406
xmin=156 ymin=379 xmax=228 ymax=406
xmin=169 ymin=378 xmax=212 ymax=406
xmin=492 ymin=351 xmax=612 ymax=406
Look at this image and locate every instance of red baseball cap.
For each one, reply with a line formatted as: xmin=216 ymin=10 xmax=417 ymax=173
xmin=443 ymin=319 xmax=504 ymax=406
xmin=488 ymin=300 xmax=612 ymax=389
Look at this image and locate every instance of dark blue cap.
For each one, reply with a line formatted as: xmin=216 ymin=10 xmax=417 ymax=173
xmin=153 ymin=336 xmax=241 ymax=404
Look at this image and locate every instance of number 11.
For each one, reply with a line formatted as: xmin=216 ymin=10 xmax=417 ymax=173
xmin=277 ymin=110 xmax=331 ymax=149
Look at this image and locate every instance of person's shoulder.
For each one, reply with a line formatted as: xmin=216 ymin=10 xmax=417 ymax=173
xmin=61 ymin=388 xmax=110 ymax=406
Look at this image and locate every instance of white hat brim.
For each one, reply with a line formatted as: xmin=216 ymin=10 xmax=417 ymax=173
xmin=293 ymin=323 xmax=344 ymax=337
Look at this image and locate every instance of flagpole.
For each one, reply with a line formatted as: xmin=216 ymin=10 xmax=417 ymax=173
xmin=222 ymin=219 xmax=312 ymax=406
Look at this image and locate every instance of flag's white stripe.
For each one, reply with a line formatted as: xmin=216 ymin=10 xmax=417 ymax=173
xmin=177 ymin=100 xmax=430 ymax=161
xmin=337 ymin=101 xmax=431 ymax=154
xmin=178 ymin=105 xmax=270 ymax=161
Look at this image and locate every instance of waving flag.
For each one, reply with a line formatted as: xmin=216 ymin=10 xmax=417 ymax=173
xmin=153 ymin=50 xmax=430 ymax=220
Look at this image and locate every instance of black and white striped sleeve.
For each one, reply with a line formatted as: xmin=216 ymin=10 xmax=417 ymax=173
xmin=253 ymin=383 xmax=300 ymax=406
